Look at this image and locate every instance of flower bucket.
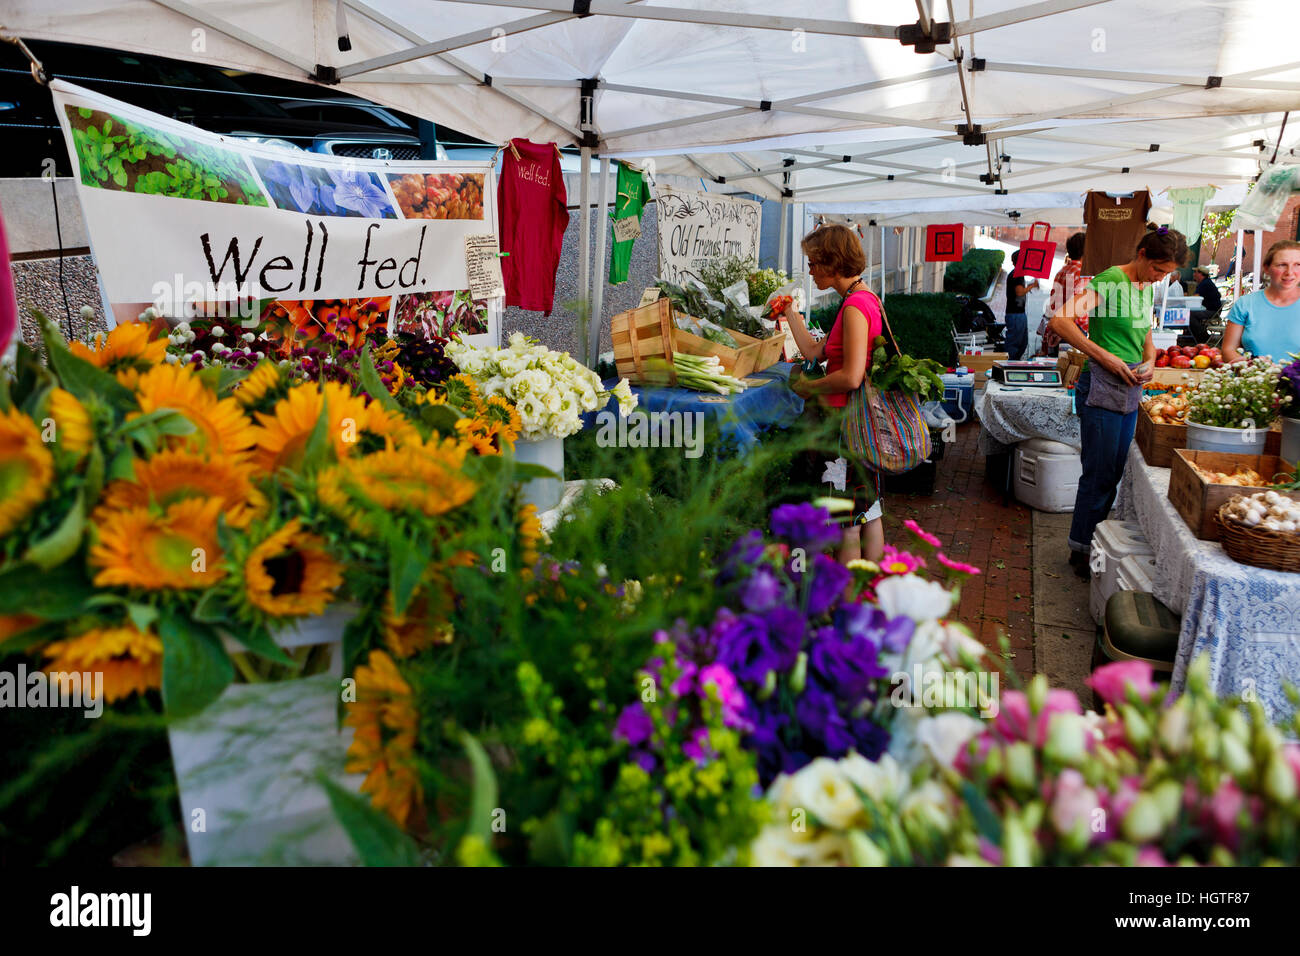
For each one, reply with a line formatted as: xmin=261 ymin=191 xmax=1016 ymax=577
xmin=514 ymin=436 xmax=564 ymax=512
xmin=1185 ymin=420 xmax=1270 ymax=455
xmin=1282 ymin=417 xmax=1300 ymax=464
xmin=167 ymin=606 xmax=363 ymax=866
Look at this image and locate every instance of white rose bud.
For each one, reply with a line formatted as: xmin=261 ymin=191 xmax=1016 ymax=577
xmin=211 ymin=325 xmax=225 ymax=337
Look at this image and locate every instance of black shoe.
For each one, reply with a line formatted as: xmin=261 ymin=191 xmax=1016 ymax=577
xmin=1068 ymin=550 xmax=1090 ymax=580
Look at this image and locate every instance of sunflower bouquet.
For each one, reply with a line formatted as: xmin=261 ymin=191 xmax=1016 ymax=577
xmin=0 ymin=312 xmax=538 ymax=720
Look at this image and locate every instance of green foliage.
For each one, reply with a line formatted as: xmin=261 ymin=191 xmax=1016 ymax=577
xmin=321 ymin=776 xmax=423 ymax=867
xmin=66 ymin=104 xmax=266 ymax=205
xmin=944 ymin=247 xmax=1005 ymax=298
xmin=747 ymin=267 xmax=790 ymax=307
xmin=869 ymin=345 xmax=948 ymax=401
xmin=1201 ymin=210 xmax=1235 ymax=261
xmin=697 ymin=254 xmax=758 ymax=299
xmin=881 ymin=292 xmax=961 ymax=368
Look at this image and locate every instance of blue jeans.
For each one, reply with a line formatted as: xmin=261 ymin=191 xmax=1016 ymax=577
xmin=1068 ymin=370 xmax=1137 ymax=553
xmin=1004 ymin=313 xmax=1028 ymax=360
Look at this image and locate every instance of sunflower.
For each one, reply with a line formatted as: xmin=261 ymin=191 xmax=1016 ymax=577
xmin=42 ymin=388 xmax=94 ymax=462
xmin=344 ymin=650 xmax=422 ymax=828
xmin=69 ymin=321 xmax=168 ymax=388
xmin=518 ymin=504 xmax=542 ymax=569
xmin=43 ymin=624 xmax=164 ymax=702
xmin=0 ymin=406 xmax=54 ymax=538
xmin=132 ymin=363 xmax=255 ymax=457
xmin=233 ymin=360 xmax=286 ymax=410
xmin=341 ymin=438 xmax=477 ymax=518
xmin=422 ymin=388 xmax=447 ymax=406
xmin=381 ymin=564 xmax=462 ymax=658
xmin=243 ymin=519 xmax=344 ymax=617
xmin=251 ymin=381 xmax=369 ymax=474
xmin=483 ymin=395 xmax=522 ymax=443
xmin=0 ymin=614 xmax=40 ymax=642
xmin=89 ymin=497 xmax=226 ymax=590
xmin=455 ymin=417 xmax=502 ymax=456
xmin=357 ymin=398 xmax=420 ymax=452
xmin=443 ymin=374 xmax=483 ymax=414
xmin=100 ymin=448 xmax=266 ymax=528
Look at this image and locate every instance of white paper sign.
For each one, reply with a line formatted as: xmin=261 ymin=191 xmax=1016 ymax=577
xmin=465 ymin=234 xmax=506 ymax=300
xmin=638 ymin=286 xmax=663 ymax=307
xmin=613 ymin=215 xmax=642 ymax=243
xmin=655 ymin=186 xmax=761 ymax=285
xmin=49 ymin=79 xmax=500 ymax=343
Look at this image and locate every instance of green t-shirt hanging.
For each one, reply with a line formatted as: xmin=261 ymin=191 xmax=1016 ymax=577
xmin=1087 ymin=265 xmax=1152 ymax=366
xmin=609 ymin=162 xmax=651 ymax=284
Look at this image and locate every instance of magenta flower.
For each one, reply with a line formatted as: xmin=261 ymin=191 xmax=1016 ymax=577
xmin=1086 ymin=660 xmax=1158 ymax=707
xmin=903 ymin=518 xmax=942 ymax=549
xmin=1134 ymin=846 xmax=1170 ymax=866
xmin=995 ymin=689 xmax=1082 ymax=746
xmin=937 ymin=552 xmax=983 ymax=576
xmin=682 ymin=726 xmax=713 ymax=762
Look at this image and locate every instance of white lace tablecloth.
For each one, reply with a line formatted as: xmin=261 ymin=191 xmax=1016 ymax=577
xmin=1118 ymin=445 xmax=1300 ymax=725
xmin=976 ymin=380 xmax=1081 ymax=455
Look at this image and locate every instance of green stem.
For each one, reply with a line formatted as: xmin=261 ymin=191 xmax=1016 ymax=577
xmin=230 ymin=652 xmax=264 ymax=684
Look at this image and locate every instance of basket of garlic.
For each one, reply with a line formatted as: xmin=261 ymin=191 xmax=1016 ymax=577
xmin=1216 ymin=491 xmax=1300 ymax=572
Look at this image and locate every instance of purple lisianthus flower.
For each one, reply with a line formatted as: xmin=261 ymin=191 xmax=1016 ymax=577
xmin=838 ymin=602 xmax=915 ymax=654
xmin=850 ymin=718 xmax=890 ymax=760
xmin=670 ymin=660 xmax=698 ymax=697
xmin=761 ymin=605 xmax=805 ymax=668
xmin=808 ymin=628 xmax=889 ymax=703
xmin=771 ymin=503 xmax=841 ymax=552
xmin=807 ymin=554 xmax=852 ymax=615
xmin=719 ymin=529 xmax=765 ymax=583
xmin=630 ymin=749 xmax=658 ymax=774
xmin=325 ymin=167 xmax=395 ymax=219
xmin=614 ymin=702 xmax=653 ymax=746
xmin=796 ymin=684 xmax=855 ymax=753
xmin=740 ymin=565 xmax=784 ymax=613
xmin=715 ymin=613 xmax=782 ymax=683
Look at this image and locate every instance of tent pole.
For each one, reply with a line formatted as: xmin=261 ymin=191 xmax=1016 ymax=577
xmin=1252 ymin=229 xmax=1263 ymax=296
xmin=1233 ymin=229 xmax=1244 ymax=300
xmin=578 ymin=145 xmax=592 ymax=366
xmin=866 ymin=226 xmax=874 ymax=292
xmin=879 ymin=226 xmax=886 ymax=296
xmin=589 ymin=155 xmax=611 ymax=367
xmin=777 ymin=200 xmax=790 ymax=273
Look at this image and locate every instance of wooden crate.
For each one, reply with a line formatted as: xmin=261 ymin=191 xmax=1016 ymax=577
xmin=752 ymin=332 xmax=787 ymax=373
xmin=960 ymin=351 xmax=1007 ymax=389
xmin=1150 ymin=367 xmax=1206 ymax=387
xmin=674 ymin=326 xmax=766 ymax=378
xmin=611 ymin=298 xmax=677 ymax=386
xmin=1135 ymin=404 xmax=1187 ymax=468
xmin=1167 ymin=449 xmax=1299 ymax=541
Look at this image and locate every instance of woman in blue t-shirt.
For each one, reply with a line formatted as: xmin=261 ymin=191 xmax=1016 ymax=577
xmin=1222 ymin=240 xmax=1300 ymax=362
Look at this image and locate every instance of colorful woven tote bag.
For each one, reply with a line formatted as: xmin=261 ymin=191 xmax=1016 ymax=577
xmin=840 ymin=292 xmax=933 ymax=475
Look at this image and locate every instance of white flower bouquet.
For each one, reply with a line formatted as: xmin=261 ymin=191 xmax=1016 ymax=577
xmin=446 ymin=332 xmax=637 ymax=441
xmin=1186 ymin=356 xmax=1283 ymax=429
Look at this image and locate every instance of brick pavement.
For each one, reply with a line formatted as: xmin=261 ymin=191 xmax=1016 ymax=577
xmin=880 ymin=420 xmax=1037 ymax=682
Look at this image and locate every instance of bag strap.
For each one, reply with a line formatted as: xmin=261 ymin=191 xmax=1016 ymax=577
xmin=845 ymin=287 xmax=898 ymax=355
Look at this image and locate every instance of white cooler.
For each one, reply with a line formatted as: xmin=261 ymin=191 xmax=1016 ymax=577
xmin=1088 ymin=519 xmax=1155 ymax=625
xmin=1013 ymin=438 xmax=1082 ymax=513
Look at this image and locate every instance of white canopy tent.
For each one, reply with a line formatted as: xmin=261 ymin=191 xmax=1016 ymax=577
xmin=2 ymin=0 xmax=1297 ymax=359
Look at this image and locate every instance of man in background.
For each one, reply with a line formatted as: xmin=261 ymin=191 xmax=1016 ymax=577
xmin=1189 ymin=265 xmax=1223 ymax=343
xmin=1004 ymin=249 xmax=1038 ymax=360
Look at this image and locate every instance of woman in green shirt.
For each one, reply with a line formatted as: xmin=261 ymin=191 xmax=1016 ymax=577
xmin=1049 ymin=225 xmax=1189 ymax=577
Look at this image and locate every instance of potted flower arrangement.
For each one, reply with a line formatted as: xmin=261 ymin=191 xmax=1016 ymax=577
xmin=446 ymin=332 xmax=636 ymax=511
xmin=1184 ymin=356 xmax=1282 ymax=454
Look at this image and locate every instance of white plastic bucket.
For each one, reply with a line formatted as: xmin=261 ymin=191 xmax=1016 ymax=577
xmin=514 ymin=436 xmax=565 ymax=512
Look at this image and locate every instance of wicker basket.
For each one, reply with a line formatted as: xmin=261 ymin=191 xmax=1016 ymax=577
xmin=1215 ymin=502 xmax=1300 ymax=572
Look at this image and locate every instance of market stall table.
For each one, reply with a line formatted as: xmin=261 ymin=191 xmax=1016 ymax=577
xmin=977 ymin=379 xmax=1080 ymax=455
xmin=591 ymin=362 xmax=805 ymax=451
xmin=1118 ymin=444 xmax=1300 ymax=726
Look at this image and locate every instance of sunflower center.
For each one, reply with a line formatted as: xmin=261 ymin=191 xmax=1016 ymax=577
xmin=264 ymin=550 xmax=306 ymax=596
xmin=0 ymin=458 xmax=33 ymax=498
xmin=153 ymin=531 xmax=202 ymax=575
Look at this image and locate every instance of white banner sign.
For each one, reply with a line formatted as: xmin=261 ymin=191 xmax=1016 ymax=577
xmin=51 ymin=80 xmax=499 ymax=343
xmin=655 ymin=186 xmax=761 ymax=284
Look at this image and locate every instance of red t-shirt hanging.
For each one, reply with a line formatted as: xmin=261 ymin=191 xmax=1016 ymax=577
xmin=498 ymin=139 xmax=569 ymax=315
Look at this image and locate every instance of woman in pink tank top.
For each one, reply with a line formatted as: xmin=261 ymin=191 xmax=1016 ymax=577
xmin=781 ymin=223 xmax=886 ymax=564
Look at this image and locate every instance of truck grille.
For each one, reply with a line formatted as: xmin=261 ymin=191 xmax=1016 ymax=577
xmin=329 ymin=143 xmax=421 ymax=161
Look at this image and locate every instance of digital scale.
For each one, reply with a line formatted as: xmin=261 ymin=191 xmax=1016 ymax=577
xmin=991 ymin=361 xmax=1064 ymax=387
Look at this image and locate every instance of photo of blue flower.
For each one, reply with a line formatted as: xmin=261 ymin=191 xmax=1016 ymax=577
xmin=251 ymin=156 xmax=397 ymax=219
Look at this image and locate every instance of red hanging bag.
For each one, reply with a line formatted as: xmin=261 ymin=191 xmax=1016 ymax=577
xmin=1016 ymin=221 xmax=1057 ymax=279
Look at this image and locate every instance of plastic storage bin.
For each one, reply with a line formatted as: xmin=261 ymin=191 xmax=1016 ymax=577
xmin=1088 ymin=520 xmax=1154 ymax=625
xmin=1013 ymin=438 xmax=1082 ymax=513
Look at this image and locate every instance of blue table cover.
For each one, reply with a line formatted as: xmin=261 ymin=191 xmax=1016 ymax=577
xmin=584 ymin=362 xmax=805 ymax=451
